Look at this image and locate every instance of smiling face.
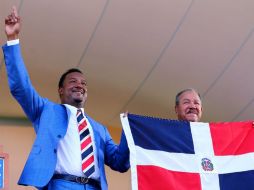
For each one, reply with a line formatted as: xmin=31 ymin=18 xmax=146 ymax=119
xmin=175 ymin=90 xmax=202 ymax=122
xmin=58 ymin=71 xmax=88 ymax=108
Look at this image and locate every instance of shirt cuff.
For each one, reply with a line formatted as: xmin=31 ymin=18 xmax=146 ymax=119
xmin=7 ymin=39 xmax=20 ymax=46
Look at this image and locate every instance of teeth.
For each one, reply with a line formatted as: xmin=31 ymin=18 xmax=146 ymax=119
xmin=188 ymin=111 xmax=197 ymax=114
xmin=73 ymin=90 xmax=84 ymax=93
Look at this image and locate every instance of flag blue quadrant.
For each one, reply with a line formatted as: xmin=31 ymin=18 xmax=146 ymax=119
xmin=219 ymin=170 xmax=254 ymax=190
xmin=127 ymin=113 xmax=195 ymax=153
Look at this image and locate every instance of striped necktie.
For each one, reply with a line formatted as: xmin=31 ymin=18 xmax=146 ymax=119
xmin=76 ymin=109 xmax=95 ymax=177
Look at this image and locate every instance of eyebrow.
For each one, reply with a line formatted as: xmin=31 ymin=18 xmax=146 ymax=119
xmin=182 ymin=98 xmax=201 ymax=102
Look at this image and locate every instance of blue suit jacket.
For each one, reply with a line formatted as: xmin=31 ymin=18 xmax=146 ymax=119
xmin=2 ymin=44 xmax=129 ymax=190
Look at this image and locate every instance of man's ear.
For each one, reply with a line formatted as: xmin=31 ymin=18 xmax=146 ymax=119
xmin=175 ymin=105 xmax=178 ymax=114
xmin=58 ymin=88 xmax=63 ymax=96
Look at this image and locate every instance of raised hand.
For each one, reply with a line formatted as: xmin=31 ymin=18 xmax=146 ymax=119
xmin=5 ymin=6 xmax=21 ymax=41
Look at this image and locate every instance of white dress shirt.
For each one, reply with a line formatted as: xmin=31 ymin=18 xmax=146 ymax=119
xmin=55 ymin=104 xmax=100 ymax=179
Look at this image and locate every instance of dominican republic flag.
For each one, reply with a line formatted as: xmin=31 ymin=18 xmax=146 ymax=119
xmin=121 ymin=113 xmax=254 ymax=190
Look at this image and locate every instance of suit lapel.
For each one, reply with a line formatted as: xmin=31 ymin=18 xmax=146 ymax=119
xmin=53 ymin=104 xmax=69 ymax=137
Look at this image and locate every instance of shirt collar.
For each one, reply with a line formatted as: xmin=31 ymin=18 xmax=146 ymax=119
xmin=63 ymin=104 xmax=84 ymax=115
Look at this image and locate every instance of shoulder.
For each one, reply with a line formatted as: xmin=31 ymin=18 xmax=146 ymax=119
xmin=86 ymin=114 xmax=108 ymax=132
xmin=86 ymin=115 xmax=104 ymax=127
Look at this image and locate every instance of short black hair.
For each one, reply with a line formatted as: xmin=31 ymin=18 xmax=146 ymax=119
xmin=58 ymin=68 xmax=83 ymax=88
xmin=175 ymin=88 xmax=201 ymax=106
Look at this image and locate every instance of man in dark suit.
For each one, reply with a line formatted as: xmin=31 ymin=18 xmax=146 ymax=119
xmin=3 ymin=6 xmax=129 ymax=190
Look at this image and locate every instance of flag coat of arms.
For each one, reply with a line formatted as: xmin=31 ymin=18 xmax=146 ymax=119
xmin=121 ymin=113 xmax=254 ymax=190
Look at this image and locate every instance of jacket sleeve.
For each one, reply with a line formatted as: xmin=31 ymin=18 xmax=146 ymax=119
xmin=2 ymin=44 xmax=47 ymax=128
xmin=104 ymin=128 xmax=130 ymax=172
xmin=87 ymin=115 xmax=130 ymax=173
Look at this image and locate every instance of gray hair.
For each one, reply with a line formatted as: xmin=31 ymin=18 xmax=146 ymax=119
xmin=175 ymin=88 xmax=201 ymax=106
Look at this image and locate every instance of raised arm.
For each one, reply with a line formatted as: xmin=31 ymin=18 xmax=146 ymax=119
xmin=3 ymin=7 xmax=48 ymax=127
xmin=5 ymin=6 xmax=20 ymax=41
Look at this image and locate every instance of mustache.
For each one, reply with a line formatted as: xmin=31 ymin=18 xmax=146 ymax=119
xmin=187 ymin=108 xmax=198 ymax=114
xmin=72 ymin=87 xmax=86 ymax=94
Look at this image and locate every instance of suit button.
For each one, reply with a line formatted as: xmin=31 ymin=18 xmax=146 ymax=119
xmin=54 ymin=149 xmax=57 ymax=153
xmin=57 ymin=135 xmax=62 ymax=138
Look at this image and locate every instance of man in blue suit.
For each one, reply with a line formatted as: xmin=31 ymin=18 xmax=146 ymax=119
xmin=3 ymin=7 xmax=129 ymax=190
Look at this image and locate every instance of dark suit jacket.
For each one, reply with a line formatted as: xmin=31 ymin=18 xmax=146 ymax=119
xmin=2 ymin=44 xmax=129 ymax=190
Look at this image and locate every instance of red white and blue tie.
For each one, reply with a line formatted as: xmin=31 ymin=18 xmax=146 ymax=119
xmin=77 ymin=109 xmax=95 ymax=177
